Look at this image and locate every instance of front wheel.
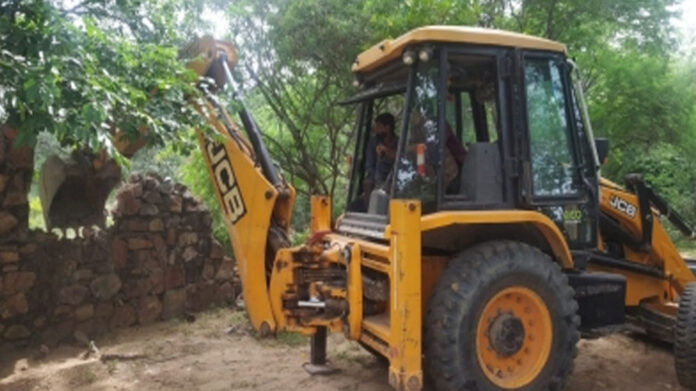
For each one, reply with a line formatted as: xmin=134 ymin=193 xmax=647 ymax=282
xmin=425 ymin=241 xmax=579 ymax=391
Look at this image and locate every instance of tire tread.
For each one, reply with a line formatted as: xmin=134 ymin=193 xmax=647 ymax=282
xmin=424 ymin=240 xmax=579 ymax=391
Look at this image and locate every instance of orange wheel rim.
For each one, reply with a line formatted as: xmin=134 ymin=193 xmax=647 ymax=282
xmin=475 ymin=286 xmax=552 ymax=389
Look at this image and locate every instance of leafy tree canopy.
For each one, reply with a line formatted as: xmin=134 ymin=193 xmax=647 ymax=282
xmin=0 ymin=0 xmax=209 ymax=157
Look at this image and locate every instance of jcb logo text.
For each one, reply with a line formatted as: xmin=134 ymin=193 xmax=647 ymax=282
xmin=207 ymin=141 xmax=246 ymax=224
xmin=609 ymin=195 xmax=636 ymax=218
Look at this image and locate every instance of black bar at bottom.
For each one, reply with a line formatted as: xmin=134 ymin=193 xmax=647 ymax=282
xmin=310 ymin=326 xmax=327 ymax=365
xmin=588 ymin=253 xmax=664 ymax=278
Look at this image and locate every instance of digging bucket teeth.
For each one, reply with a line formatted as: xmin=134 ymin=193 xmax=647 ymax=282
xmin=38 ymin=150 xmax=121 ymax=230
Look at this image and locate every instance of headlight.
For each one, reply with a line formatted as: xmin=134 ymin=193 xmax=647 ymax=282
xmin=402 ymin=49 xmax=416 ymax=65
xmin=419 ymin=47 xmax=434 ymax=62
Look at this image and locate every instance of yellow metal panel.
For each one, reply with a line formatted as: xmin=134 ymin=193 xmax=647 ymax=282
xmin=194 ymin=103 xmax=280 ymax=334
xmin=361 ymin=257 xmax=391 ymax=274
xmin=388 ymin=200 xmax=423 ymax=391
xmin=181 ymin=36 xmax=237 ymax=90
xmin=649 ymin=218 xmax=694 ymax=292
xmin=598 ymin=178 xmax=695 ymax=293
xmin=352 ymin=26 xmax=566 ymax=74
xmin=310 ymin=195 xmax=332 ymax=233
xmin=363 ymin=314 xmax=391 ymax=343
xmin=360 ymin=332 xmax=391 ymax=357
xmin=347 ymin=243 xmax=363 ymax=340
xmin=599 ymin=180 xmax=643 ymax=238
xmin=411 ymin=210 xmax=574 ymax=268
xmin=269 ymin=248 xmax=295 ymax=331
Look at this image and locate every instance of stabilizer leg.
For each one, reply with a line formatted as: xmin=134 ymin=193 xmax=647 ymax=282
xmin=302 ymin=326 xmax=339 ymax=376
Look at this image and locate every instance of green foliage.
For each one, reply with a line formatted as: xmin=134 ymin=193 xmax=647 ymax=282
xmin=178 ymin=148 xmax=232 ymax=253
xmin=590 ymin=50 xmax=696 ymax=152
xmin=221 ymin=0 xmax=695 ymax=243
xmin=0 ymin=0 xmax=205 ymax=155
xmin=4 ymin=0 xmax=696 ymax=249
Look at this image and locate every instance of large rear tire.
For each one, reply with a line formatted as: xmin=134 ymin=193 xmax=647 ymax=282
xmin=675 ymin=282 xmax=696 ymax=389
xmin=425 ymin=241 xmax=579 ymax=391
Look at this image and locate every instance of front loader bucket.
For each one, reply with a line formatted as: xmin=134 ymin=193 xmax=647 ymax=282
xmin=38 ymin=151 xmax=121 ymax=230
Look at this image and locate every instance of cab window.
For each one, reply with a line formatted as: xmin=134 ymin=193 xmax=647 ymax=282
xmin=443 ymin=53 xmax=502 ymax=200
xmin=524 ymin=57 xmax=580 ymax=197
xmin=393 ymin=59 xmax=441 ymax=211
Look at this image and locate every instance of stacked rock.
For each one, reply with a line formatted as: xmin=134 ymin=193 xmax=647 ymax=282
xmin=0 ymin=172 xmax=240 ymax=346
xmin=0 ymin=126 xmax=34 ymax=241
xmin=110 ymin=173 xmax=238 ymax=324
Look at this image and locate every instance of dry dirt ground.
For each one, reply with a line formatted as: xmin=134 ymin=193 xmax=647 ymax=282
xmin=0 ymin=307 xmax=686 ymax=391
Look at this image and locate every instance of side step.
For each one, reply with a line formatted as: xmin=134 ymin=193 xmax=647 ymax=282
xmin=626 ymin=302 xmax=675 ymax=344
xmin=567 ymin=271 xmax=626 ymax=337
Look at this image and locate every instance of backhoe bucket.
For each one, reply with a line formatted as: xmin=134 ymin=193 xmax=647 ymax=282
xmin=38 ymin=151 xmax=121 ymax=230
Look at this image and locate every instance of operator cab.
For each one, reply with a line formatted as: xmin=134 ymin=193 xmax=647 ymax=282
xmin=341 ymin=26 xmax=600 ymax=250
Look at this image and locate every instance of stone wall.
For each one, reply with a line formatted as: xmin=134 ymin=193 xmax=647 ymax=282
xmin=0 ymin=126 xmax=34 ymax=241
xmin=0 ymin=172 xmax=239 ymax=346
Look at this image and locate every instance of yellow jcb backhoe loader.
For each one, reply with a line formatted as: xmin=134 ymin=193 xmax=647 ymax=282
xmin=40 ymin=27 xmax=696 ymax=391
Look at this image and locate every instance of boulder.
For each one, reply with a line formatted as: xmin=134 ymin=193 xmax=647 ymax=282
xmin=90 ymin=274 xmax=122 ymax=300
xmin=165 ymin=267 xmax=185 ymax=289
xmin=167 ymin=195 xmax=183 ymax=213
xmin=181 ymin=246 xmax=198 ymax=263
xmin=118 ymin=190 xmax=141 ymax=216
xmin=110 ymin=304 xmax=136 ymax=329
xmin=215 ymin=261 xmax=236 ymax=281
xmin=148 ymin=218 xmax=164 ymax=232
xmin=4 ymin=271 xmax=35 ymax=295
xmin=0 ymin=293 xmax=28 ymax=318
xmin=75 ymin=304 xmax=95 ymax=322
xmin=162 ymin=289 xmax=186 ymax=320
xmin=0 ymin=251 xmax=19 ymax=263
xmin=148 ymin=267 xmax=165 ymax=294
xmin=111 ymin=238 xmax=128 ymax=269
xmin=58 ymin=284 xmax=88 ymax=306
xmin=138 ymin=296 xmax=162 ymax=325
xmin=95 ymin=302 xmax=114 ymax=319
xmin=209 ymin=242 xmax=224 ymax=259
xmin=15 ymin=272 xmax=35 ymax=293
xmin=201 ymin=262 xmax=215 ymax=280
xmin=128 ymin=238 xmax=152 ymax=250
xmin=216 ymin=282 xmax=235 ymax=304
xmin=139 ymin=203 xmax=159 ymax=216
xmin=143 ymin=189 xmax=162 ymax=205
xmin=0 ymin=212 xmax=18 ymax=235
xmin=186 ymin=282 xmax=216 ymax=312
xmin=4 ymin=324 xmax=30 ymax=339
xmin=178 ymin=232 xmax=198 ymax=247
xmin=126 ymin=219 xmax=149 ymax=231
xmin=72 ymin=269 xmax=93 ymax=282
xmin=166 ymin=229 xmax=177 ymax=247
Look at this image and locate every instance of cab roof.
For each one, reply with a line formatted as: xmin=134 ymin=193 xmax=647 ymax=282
xmin=352 ymin=26 xmax=567 ymax=74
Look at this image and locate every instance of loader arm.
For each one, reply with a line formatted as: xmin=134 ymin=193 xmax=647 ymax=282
xmin=186 ymin=39 xmax=296 ymax=334
xmin=593 ymin=176 xmax=695 ymax=328
xmin=108 ymin=37 xmax=297 ymax=334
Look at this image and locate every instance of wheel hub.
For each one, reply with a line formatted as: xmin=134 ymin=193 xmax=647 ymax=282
xmin=488 ymin=312 xmax=525 ymax=357
xmin=475 ymin=286 xmax=553 ymax=389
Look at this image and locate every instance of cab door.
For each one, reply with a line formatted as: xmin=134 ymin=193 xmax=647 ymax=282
xmin=518 ymin=53 xmax=598 ymax=249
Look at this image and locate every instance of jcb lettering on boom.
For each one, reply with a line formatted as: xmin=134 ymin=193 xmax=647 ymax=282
xmin=206 ymin=140 xmax=246 ymax=224
xmin=609 ymin=195 xmax=636 ymax=218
